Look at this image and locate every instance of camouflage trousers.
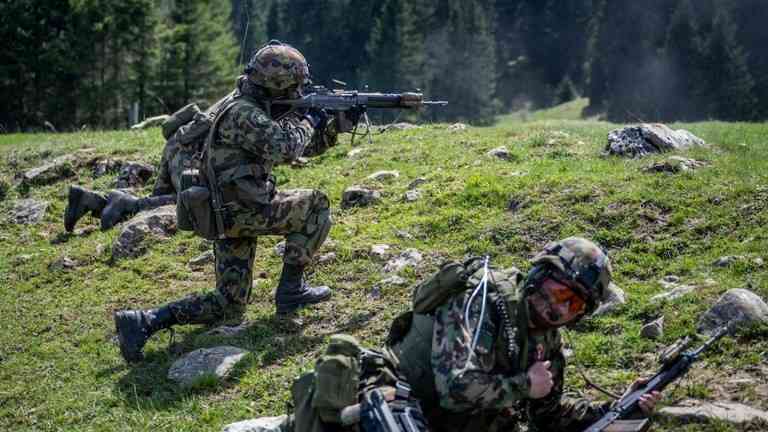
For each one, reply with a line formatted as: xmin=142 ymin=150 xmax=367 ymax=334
xmin=169 ymin=189 xmax=331 ymax=325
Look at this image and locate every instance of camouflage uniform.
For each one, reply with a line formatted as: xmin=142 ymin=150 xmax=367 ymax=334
xmin=382 ymin=265 xmax=611 ymax=432
xmin=168 ymin=77 xmax=336 ymax=324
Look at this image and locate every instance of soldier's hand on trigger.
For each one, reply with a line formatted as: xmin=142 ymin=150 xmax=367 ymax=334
xmin=303 ymin=107 xmax=329 ymax=130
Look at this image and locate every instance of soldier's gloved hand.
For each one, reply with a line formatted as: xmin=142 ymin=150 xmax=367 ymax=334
xmin=527 ymin=360 xmax=554 ymax=399
xmin=303 ymin=108 xmax=329 ymax=130
xmin=624 ymin=378 xmax=662 ymax=416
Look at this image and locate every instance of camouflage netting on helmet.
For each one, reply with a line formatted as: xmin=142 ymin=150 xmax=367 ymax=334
xmin=245 ymin=40 xmax=310 ymax=91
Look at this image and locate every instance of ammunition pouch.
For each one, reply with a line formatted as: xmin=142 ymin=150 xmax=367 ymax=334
xmin=311 ymin=334 xmax=363 ymax=423
xmin=177 ymin=175 xmax=218 ymax=240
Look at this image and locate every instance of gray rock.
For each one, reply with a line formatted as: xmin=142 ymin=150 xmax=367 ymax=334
xmin=116 ymin=161 xmax=155 ymax=188
xmin=605 ymin=124 xmax=707 ymax=158
xmin=370 ymin=244 xmax=392 ymax=260
xmin=659 ymin=399 xmax=768 ymax=425
xmin=274 ymin=241 xmax=286 ymax=257
xmin=9 ymin=199 xmax=48 ymax=224
xmin=713 ymin=255 xmax=745 ymax=267
xmin=49 ymin=256 xmax=77 ymax=271
xmin=112 ymin=206 xmax=177 ymax=260
xmin=317 ymin=252 xmax=336 ymax=264
xmin=189 ymin=250 xmax=214 ymax=267
xmin=755 ymin=257 xmax=765 ymax=267
xmin=593 ymin=282 xmax=626 ymax=316
xmin=487 ymin=146 xmax=512 ymax=160
xmin=383 ymin=249 xmax=422 ymax=273
xmin=341 ymin=186 xmax=381 ymax=209
xmin=383 ymin=122 xmax=420 ymax=131
xmin=407 ymin=177 xmax=427 ymax=190
xmin=347 ymin=148 xmax=367 ymax=159
xmin=697 ymin=288 xmax=768 ymax=335
xmin=131 ymin=115 xmax=170 ymax=130
xmin=404 ymin=190 xmax=422 ymax=202
xmin=645 ymin=156 xmax=707 ymax=173
xmin=640 ymin=316 xmax=664 ymax=339
xmin=205 ymin=322 xmax=254 ymax=338
xmin=92 ymin=158 xmax=123 ymax=178
xmin=651 ymin=283 xmax=698 ymax=303
xmin=448 ymin=123 xmax=468 ymax=132
xmin=167 ymin=346 xmax=249 ymax=387
xmin=368 ymin=170 xmax=399 ymax=182
xmin=222 ymin=415 xmax=289 ymax=432
xmin=393 ymin=229 xmax=414 ymax=240
xmin=18 ymin=155 xmax=75 ymax=186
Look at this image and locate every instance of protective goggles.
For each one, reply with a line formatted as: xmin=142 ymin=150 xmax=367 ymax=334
xmin=545 ymin=271 xmax=588 ymax=315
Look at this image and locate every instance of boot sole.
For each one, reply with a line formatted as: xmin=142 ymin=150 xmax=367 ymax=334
xmin=114 ymin=311 xmax=144 ymax=363
xmin=276 ymin=290 xmax=332 ymax=315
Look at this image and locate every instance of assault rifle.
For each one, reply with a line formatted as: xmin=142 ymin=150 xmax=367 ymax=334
xmin=360 ymin=389 xmax=403 ymax=432
xmin=583 ymin=321 xmax=735 ymax=432
xmin=272 ymin=84 xmax=448 ymax=143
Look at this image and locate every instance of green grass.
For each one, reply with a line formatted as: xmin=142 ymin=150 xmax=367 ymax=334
xmin=1 ymin=112 xmax=767 ymax=431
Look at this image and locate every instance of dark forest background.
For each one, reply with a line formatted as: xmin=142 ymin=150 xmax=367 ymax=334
xmin=2 ymin=0 xmax=767 ymax=132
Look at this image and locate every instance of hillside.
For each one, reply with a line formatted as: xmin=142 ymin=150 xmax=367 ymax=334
xmin=0 ymin=115 xmax=767 ymax=431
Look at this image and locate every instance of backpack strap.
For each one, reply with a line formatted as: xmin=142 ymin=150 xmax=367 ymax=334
xmin=203 ymin=99 xmax=240 ymax=239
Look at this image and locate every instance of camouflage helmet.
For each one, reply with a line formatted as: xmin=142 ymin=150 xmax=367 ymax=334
xmin=530 ymin=237 xmax=612 ymax=314
xmin=245 ymin=40 xmax=310 ymax=91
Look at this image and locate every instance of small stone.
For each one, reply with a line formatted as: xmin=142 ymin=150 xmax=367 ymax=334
xmin=651 ymin=283 xmax=697 ymax=303
xmin=754 ymin=257 xmax=765 ymax=267
xmin=205 ymin=322 xmax=254 ymax=338
xmin=370 ymin=244 xmax=392 ymax=260
xmin=640 ymin=316 xmax=664 ymax=339
xmin=9 ymin=199 xmax=48 ymax=224
xmin=384 ymin=122 xmax=420 ymax=131
xmin=448 ymin=123 xmax=467 ymax=132
xmin=347 ymin=148 xmax=366 ymax=159
xmin=167 ymin=346 xmax=249 ymax=388
xmin=95 ymin=243 xmax=106 ymax=256
xmin=341 ymin=186 xmax=381 ymax=209
xmin=393 ymin=229 xmax=414 ymax=240
xmin=592 ymin=282 xmax=626 ymax=316
xmin=662 ymin=275 xmax=681 ymax=284
xmin=659 ymin=399 xmax=768 ymax=425
xmin=222 ymin=415 xmax=290 ymax=432
xmin=407 ymin=178 xmax=427 ymax=190
xmin=404 ymin=190 xmax=422 ymax=202
xmin=697 ymin=288 xmax=768 ymax=335
xmin=713 ymin=255 xmax=742 ymax=267
xmin=644 ymin=157 xmax=707 ymax=174
xmin=487 ymin=146 xmax=512 ymax=161
xmin=383 ymin=249 xmax=423 ymax=273
xmin=189 ymin=250 xmax=215 ymax=267
xmin=368 ymin=170 xmax=399 ymax=182
xmin=111 ymin=206 xmax=177 ymax=260
xmin=317 ymin=252 xmax=336 ymax=264
xmin=49 ymin=257 xmax=78 ymax=271
xmin=274 ymin=241 xmax=286 ymax=257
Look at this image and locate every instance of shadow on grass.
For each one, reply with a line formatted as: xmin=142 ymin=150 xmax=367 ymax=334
xmin=110 ymin=311 xmax=374 ymax=411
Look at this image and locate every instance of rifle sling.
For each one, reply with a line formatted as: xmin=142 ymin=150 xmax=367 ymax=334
xmin=203 ymin=100 xmax=240 ymax=239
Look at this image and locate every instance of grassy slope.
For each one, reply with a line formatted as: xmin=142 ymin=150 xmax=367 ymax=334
xmin=0 ymin=114 xmax=767 ymax=431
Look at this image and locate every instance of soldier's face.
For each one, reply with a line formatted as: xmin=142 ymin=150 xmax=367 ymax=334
xmin=528 ymin=275 xmax=587 ymax=328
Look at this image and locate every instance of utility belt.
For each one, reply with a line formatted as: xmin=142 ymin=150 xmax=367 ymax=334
xmin=176 ymin=159 xmax=276 ymax=240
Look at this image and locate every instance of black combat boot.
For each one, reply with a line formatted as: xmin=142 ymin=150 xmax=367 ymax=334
xmin=114 ymin=306 xmax=177 ymax=363
xmin=64 ymin=186 xmax=107 ymax=232
xmin=101 ymin=192 xmax=176 ymax=230
xmin=275 ymin=263 xmax=332 ymax=314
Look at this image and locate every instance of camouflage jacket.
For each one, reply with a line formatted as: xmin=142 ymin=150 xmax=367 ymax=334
xmin=410 ymin=269 xmax=611 ymax=431
xmin=207 ymin=80 xmax=337 ymax=211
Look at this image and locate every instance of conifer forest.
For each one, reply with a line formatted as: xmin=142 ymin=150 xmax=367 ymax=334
xmin=2 ymin=0 xmax=767 ymax=131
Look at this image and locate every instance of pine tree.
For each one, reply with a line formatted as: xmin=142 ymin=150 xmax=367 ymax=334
xmin=663 ymin=0 xmax=705 ymax=120
xmin=701 ymin=9 xmax=757 ymax=121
